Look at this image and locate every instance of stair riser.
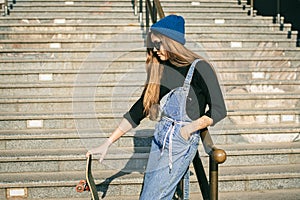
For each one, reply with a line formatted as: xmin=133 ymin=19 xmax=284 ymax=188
xmin=11 ymin=4 xmax=248 ymax=10
xmin=8 ymin=12 xmax=138 ymax=17
xmin=1 ymin=97 xmax=299 ymax=113
xmin=0 ymin=24 xmax=290 ymax=32
xmin=10 ymin=7 xmax=246 ymax=12
xmin=0 ymin=40 xmax=297 ymax=49
xmin=1 ymin=50 xmax=298 ymax=59
xmin=1 ymin=151 xmax=299 ymax=173
xmin=161 ymin=2 xmax=247 ymax=7
xmin=0 ymin=112 xmax=298 ymax=132
xmin=0 ymin=70 xmax=298 ymax=84
xmin=12 ymin=3 xmax=140 ymax=7
xmin=0 ymin=18 xmax=278 ymax=25
xmin=0 ymin=33 xmax=293 ymax=44
xmin=0 ymin=84 xmax=299 ymax=97
xmin=1 ymin=132 xmax=299 ymax=150
xmin=1 ymin=49 xmax=299 ymax=60
xmin=216 ymin=133 xmax=300 ymax=144
xmin=227 ymin=114 xmax=299 ymax=125
xmin=0 ymin=178 xmax=300 ymax=200
xmin=164 ymin=12 xmax=250 ymax=17
xmin=0 ymin=40 xmax=297 ymax=51
xmin=0 ymin=159 xmax=148 ymax=173
xmin=1 ymin=177 xmax=299 ymax=199
xmin=0 ymin=18 xmax=138 ymax=25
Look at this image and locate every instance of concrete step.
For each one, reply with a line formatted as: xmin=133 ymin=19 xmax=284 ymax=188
xmin=0 ymin=21 xmax=291 ymax=32
xmin=0 ymin=81 xmax=299 ymax=97
xmin=0 ymin=38 xmax=297 ymax=50
xmin=0 ymin=15 xmax=278 ymax=24
xmin=7 ymin=7 xmax=248 ymax=19
xmin=0 ymin=160 xmax=299 ymax=198
xmin=0 ymin=108 xmax=298 ymax=131
xmin=1 ymin=53 xmax=299 ymax=69
xmin=0 ymin=66 xmax=298 ymax=83
xmin=0 ymin=28 xmax=295 ymax=40
xmin=0 ymin=142 xmax=299 ymax=173
xmin=8 ymin=11 xmax=136 ymax=18
xmin=160 ymin=1 xmax=247 ymax=7
xmin=0 ymin=16 xmax=139 ymax=24
xmin=21 ymin=188 xmax=300 ymax=200
xmin=0 ymin=93 xmax=299 ymax=113
xmin=0 ymin=122 xmax=299 ymax=146
xmin=10 ymin=0 xmax=245 ymax=8
xmin=11 ymin=1 xmax=137 ymax=7
xmin=11 ymin=2 xmax=247 ymax=10
xmin=163 ymin=11 xmax=249 ymax=18
xmin=1 ymin=47 xmax=299 ymax=59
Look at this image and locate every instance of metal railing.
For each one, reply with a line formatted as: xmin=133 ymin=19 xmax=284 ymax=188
xmin=194 ymin=130 xmax=227 ymax=200
xmin=0 ymin=0 xmax=9 ymax=16
xmin=248 ymin=0 xmax=282 ymax=24
xmin=0 ymin=0 xmax=16 ymax=16
xmin=133 ymin=1 xmax=227 ymax=199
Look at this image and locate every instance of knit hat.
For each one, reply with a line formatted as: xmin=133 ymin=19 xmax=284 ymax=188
xmin=150 ymin=15 xmax=186 ymax=45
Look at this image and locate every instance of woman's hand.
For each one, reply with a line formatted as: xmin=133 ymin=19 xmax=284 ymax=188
xmin=86 ymin=139 xmax=113 ymax=163
xmin=180 ymin=116 xmax=213 ymax=141
xmin=180 ymin=126 xmax=191 ymax=141
xmin=85 ymin=118 xmax=133 ymax=162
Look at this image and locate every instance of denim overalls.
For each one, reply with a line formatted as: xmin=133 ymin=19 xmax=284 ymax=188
xmin=140 ymin=59 xmax=201 ymax=200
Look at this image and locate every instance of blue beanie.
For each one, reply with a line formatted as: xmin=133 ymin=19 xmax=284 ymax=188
xmin=150 ymin=15 xmax=186 ymax=45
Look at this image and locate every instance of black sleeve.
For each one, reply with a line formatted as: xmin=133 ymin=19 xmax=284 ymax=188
xmin=196 ymin=61 xmax=227 ymax=126
xmin=123 ymin=94 xmax=147 ymax=128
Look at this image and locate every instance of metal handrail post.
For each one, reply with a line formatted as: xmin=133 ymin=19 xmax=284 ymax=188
xmin=152 ymin=0 xmax=157 ymax=23
xmin=250 ymin=0 xmax=254 ymax=16
xmin=153 ymin=0 xmax=165 ymax=18
xmin=1 ymin=0 xmax=9 ymax=16
xmin=209 ymin=157 xmax=219 ymax=200
xmin=145 ymin=0 xmax=149 ymax=28
xmin=276 ymin=0 xmax=281 ymax=24
xmin=134 ymin=0 xmax=137 ymax=15
xmin=139 ymin=0 xmax=143 ymax=23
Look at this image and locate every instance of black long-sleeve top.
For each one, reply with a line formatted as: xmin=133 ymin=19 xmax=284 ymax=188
xmin=124 ymin=59 xmax=227 ymax=128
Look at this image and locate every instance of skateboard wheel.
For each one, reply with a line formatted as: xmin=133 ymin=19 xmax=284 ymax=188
xmin=76 ymin=184 xmax=84 ymax=193
xmin=76 ymin=180 xmax=87 ymax=193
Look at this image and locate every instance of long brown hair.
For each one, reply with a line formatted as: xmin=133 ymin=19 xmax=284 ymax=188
xmin=143 ymin=31 xmax=205 ymax=117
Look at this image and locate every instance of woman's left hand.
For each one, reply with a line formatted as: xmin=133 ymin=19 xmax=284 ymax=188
xmin=180 ymin=116 xmax=213 ymax=141
xmin=180 ymin=126 xmax=191 ymax=141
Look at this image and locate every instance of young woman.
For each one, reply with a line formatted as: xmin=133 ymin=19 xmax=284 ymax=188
xmin=87 ymin=15 xmax=227 ymax=199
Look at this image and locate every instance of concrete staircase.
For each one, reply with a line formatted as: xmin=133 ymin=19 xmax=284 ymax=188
xmin=0 ymin=0 xmax=299 ymax=199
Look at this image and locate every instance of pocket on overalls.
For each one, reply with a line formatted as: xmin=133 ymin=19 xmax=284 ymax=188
xmin=173 ymin=127 xmax=200 ymax=158
xmin=153 ymin=120 xmax=170 ymax=148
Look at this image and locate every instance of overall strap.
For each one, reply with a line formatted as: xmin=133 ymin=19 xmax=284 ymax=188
xmin=183 ymin=59 xmax=201 ymax=90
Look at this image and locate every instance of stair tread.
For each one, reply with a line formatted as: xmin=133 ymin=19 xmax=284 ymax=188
xmin=0 ymin=47 xmax=299 ymax=51
xmin=0 ymin=108 xmax=299 ymax=117
xmin=0 ymin=80 xmax=299 ymax=88
xmin=0 ymin=122 xmax=299 ymax=135
xmin=10 ymin=188 xmax=300 ymax=200
xmin=1 ymin=142 xmax=299 ymax=159
xmin=0 ymin=163 xmax=299 ymax=187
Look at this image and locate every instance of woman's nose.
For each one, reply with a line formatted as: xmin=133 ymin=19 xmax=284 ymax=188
xmin=153 ymin=47 xmax=158 ymax=52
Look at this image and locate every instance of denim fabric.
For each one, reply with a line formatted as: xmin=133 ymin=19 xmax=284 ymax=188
xmin=140 ymin=59 xmax=201 ymax=200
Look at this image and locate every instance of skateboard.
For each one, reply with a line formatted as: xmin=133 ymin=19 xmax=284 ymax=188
xmin=76 ymin=154 xmax=99 ymax=200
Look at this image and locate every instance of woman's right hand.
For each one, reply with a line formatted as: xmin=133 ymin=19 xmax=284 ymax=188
xmin=86 ymin=139 xmax=113 ymax=163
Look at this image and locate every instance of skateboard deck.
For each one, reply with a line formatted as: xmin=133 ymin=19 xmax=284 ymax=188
xmin=76 ymin=154 xmax=99 ymax=200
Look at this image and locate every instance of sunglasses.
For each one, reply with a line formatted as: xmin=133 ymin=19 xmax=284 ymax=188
xmin=152 ymin=41 xmax=162 ymax=50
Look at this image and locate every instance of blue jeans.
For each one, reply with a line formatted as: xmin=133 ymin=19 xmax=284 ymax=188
xmin=140 ymin=118 xmax=200 ymax=200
